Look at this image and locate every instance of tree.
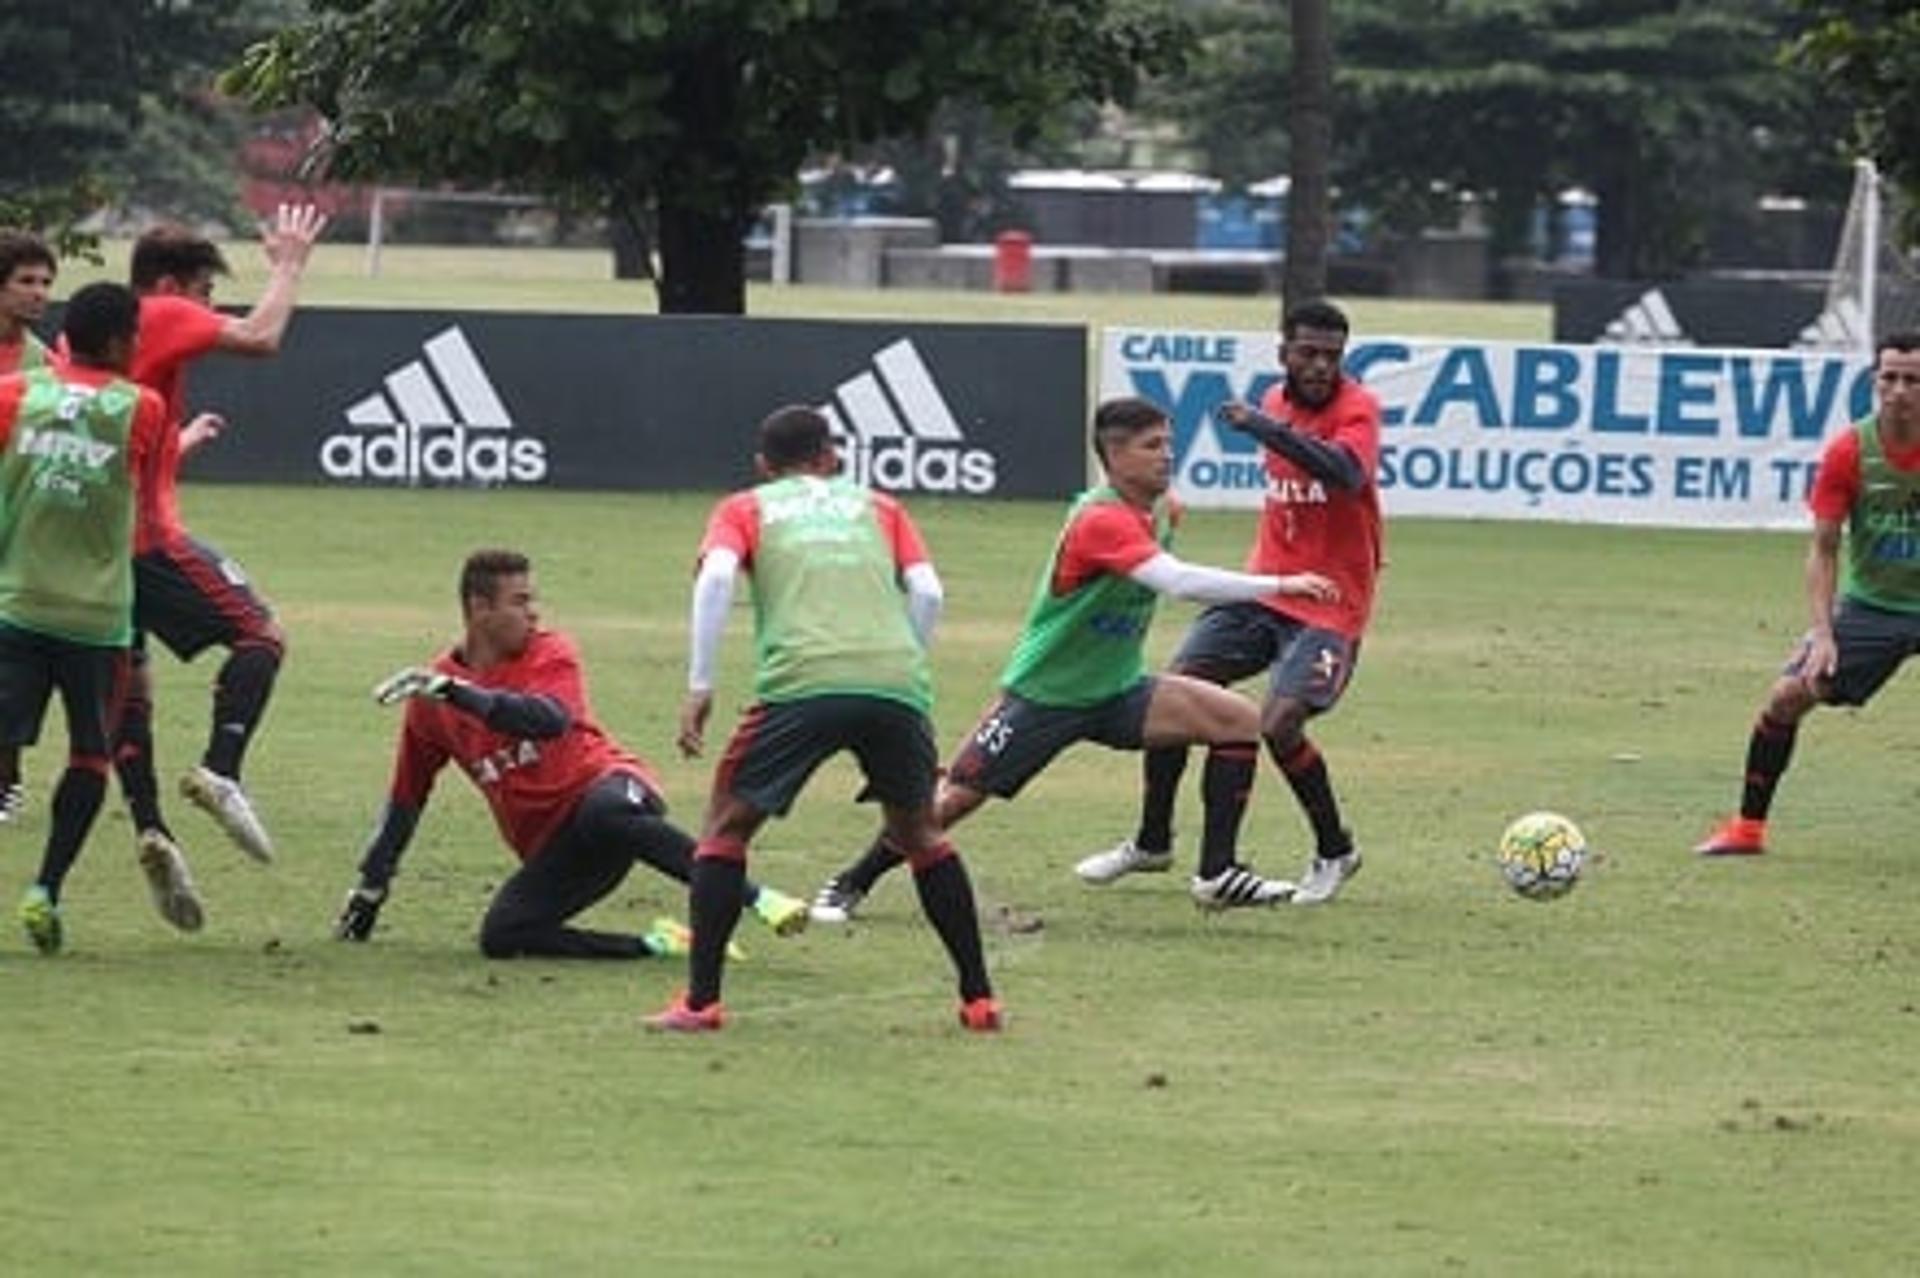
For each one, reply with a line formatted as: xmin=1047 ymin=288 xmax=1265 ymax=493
xmin=226 ymin=0 xmax=1189 ymax=313
xmin=1790 ymin=1 xmax=1920 ymax=242
xmin=1282 ymin=0 xmax=1331 ymax=309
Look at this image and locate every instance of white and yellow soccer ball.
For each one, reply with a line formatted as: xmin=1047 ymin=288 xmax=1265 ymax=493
xmin=1496 ymin=811 xmax=1587 ymax=901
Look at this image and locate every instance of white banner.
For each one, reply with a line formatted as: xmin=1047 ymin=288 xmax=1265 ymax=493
xmin=1099 ymin=329 xmax=1878 ymax=529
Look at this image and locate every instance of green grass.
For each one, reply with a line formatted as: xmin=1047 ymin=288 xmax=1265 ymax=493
xmin=53 ymin=240 xmax=1550 ymax=339
xmin=1 ymin=486 xmax=1915 ymax=1274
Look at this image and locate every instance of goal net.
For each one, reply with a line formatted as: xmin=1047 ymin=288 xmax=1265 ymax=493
xmin=1807 ymin=160 xmax=1920 ymax=351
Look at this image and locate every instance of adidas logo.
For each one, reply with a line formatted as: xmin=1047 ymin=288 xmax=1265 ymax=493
xmin=318 ymin=326 xmax=548 ymax=485
xmin=1794 ymin=297 xmax=1868 ymax=350
xmin=1601 ymin=288 xmax=1691 ymax=346
xmin=821 ymin=338 xmax=998 ymax=495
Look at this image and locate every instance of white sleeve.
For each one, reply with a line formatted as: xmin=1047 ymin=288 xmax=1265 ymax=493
xmin=901 ymin=561 xmax=944 ymax=648
xmin=687 ymin=548 xmax=739 ymax=692
xmin=1129 ymin=552 xmax=1280 ymax=604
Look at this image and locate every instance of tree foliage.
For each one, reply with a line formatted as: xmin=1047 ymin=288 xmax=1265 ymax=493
xmin=226 ymin=0 xmax=1189 ymax=312
xmin=1790 ymin=0 xmax=1920 ymax=242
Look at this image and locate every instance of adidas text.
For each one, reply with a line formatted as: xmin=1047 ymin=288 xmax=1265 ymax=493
xmin=320 ymin=425 xmax=548 ymax=485
xmin=840 ymin=436 xmax=996 ymax=495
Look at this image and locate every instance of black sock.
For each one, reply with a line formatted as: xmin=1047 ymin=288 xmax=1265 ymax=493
xmin=1134 ymin=746 xmax=1187 ymax=853
xmin=840 ymin=836 xmax=905 ymax=894
xmin=114 ymin=692 xmax=169 ymax=837
xmin=1740 ymin=714 xmax=1798 ymax=821
xmin=36 ymin=767 xmax=108 ymax=900
xmin=688 ymin=855 xmax=746 ymax=1009
xmin=203 ymin=643 xmax=282 ymax=780
xmin=911 ymin=849 xmax=992 ymax=1003
xmin=1197 ymin=743 xmax=1257 ymax=878
xmin=1273 ymin=736 xmax=1351 ymax=858
xmin=0 ymin=745 xmax=19 ymax=795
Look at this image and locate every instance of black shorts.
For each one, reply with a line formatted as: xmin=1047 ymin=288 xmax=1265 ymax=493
xmin=945 ymin=680 xmax=1154 ymax=799
xmin=135 ymin=536 xmax=277 ymax=661
xmin=1787 ymin=597 xmax=1920 ymax=706
xmin=713 ymin=694 xmax=938 ymax=816
xmin=0 ymin=621 xmax=129 ymax=755
xmin=1169 ymin=601 xmax=1358 ymax=712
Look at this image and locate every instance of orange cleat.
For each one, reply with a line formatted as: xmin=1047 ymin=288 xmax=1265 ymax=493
xmin=645 ymin=992 xmax=727 ymax=1032
xmin=958 ymin=996 xmax=1004 ymax=1033
xmin=1694 ymin=816 xmax=1768 ymax=857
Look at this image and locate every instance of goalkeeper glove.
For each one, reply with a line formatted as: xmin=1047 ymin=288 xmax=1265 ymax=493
xmin=372 ymin=667 xmax=457 ymax=705
xmin=335 ymin=883 xmax=388 ymax=941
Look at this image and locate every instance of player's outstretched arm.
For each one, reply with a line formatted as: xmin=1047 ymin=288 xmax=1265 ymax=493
xmin=1216 ymin=402 xmax=1365 ymax=490
xmin=1130 ymin=553 xmax=1336 ymax=605
xmin=219 ymin=202 xmax=328 ymax=357
xmin=372 ymin=666 xmax=570 ymax=737
xmin=337 ymin=800 xmax=423 ymax=941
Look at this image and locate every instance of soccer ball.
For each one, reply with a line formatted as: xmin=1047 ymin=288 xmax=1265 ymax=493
xmin=1496 ymin=811 xmax=1587 ymax=901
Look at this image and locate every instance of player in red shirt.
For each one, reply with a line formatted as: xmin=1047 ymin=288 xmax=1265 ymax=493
xmin=1077 ymin=299 xmax=1383 ymax=905
xmin=0 ymin=230 xmax=55 ymax=379
xmin=334 ymin=549 xmax=808 ymax=957
xmin=1695 ymin=332 xmax=1920 ymax=855
xmin=106 ymin=205 xmax=325 ymax=929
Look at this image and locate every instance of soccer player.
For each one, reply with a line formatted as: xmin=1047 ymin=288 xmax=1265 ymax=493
xmin=1 ymin=284 xmax=168 ymax=951
xmin=112 ymin=204 xmax=326 ymax=928
xmin=1073 ymin=299 xmax=1382 ymax=906
xmin=335 ymin=549 xmax=809 ymax=958
xmin=649 ymin=405 xmax=997 ymax=1032
xmin=1695 ymin=331 xmax=1920 ymax=856
xmin=808 ymin=396 xmax=1338 ymax=924
xmin=0 ymin=230 xmax=58 ymax=822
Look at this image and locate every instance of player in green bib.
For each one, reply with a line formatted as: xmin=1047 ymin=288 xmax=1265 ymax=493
xmin=649 ymin=405 xmax=997 ymax=1033
xmin=1697 ymin=331 xmax=1920 ymax=856
xmin=0 ymin=284 xmax=169 ymax=952
xmin=810 ymin=396 xmax=1338 ymax=922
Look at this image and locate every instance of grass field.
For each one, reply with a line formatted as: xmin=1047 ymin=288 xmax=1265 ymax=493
xmin=2 ymin=484 xmax=1916 ymax=1275
xmin=51 ymin=239 xmax=1551 ymax=339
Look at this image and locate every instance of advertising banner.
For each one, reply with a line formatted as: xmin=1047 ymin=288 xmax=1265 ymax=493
xmin=1100 ymin=328 xmax=1877 ymax=529
xmin=186 ymin=311 xmax=1088 ymax=499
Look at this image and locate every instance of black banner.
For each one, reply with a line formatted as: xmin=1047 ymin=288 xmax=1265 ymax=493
xmin=1552 ymin=279 xmax=1832 ymax=349
xmin=184 ymin=312 xmax=1088 ymax=499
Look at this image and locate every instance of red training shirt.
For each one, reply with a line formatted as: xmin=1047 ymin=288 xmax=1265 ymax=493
xmin=1249 ymin=378 xmax=1384 ymax=638
xmin=386 ymin=629 xmax=663 ymax=861
xmin=129 ymin=294 xmax=225 ymax=553
xmin=1806 ymin=424 xmax=1920 ymax=524
xmin=1049 ymin=495 xmax=1177 ymax=595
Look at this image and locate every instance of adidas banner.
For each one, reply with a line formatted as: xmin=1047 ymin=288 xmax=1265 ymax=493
xmin=1552 ymin=280 xmax=1837 ymax=350
xmin=1101 ymin=328 xmax=1876 ymax=529
xmin=184 ymin=311 xmax=1087 ymax=499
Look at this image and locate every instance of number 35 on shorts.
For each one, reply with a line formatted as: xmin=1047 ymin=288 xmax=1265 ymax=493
xmin=974 ymin=713 xmax=1013 ymax=756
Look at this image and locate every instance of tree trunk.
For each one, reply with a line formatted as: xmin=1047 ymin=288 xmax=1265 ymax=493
xmin=1283 ymin=0 xmax=1333 ymax=314
xmin=609 ymin=200 xmax=654 ymax=282
xmin=656 ymin=198 xmax=749 ymax=314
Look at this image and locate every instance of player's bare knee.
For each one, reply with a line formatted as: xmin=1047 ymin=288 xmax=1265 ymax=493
xmin=1764 ymin=677 xmax=1818 ymax=723
xmin=1261 ymin=697 xmax=1308 ymax=748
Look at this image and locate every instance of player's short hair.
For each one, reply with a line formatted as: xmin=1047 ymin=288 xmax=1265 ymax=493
xmin=757 ymin=405 xmax=833 ymax=471
xmin=459 ymin=549 xmax=531 ymax=610
xmin=130 ymin=224 xmax=229 ymax=290
xmin=61 ymin=283 xmax=140 ymax=363
xmin=1282 ymin=298 xmax=1350 ymax=340
xmin=1879 ymin=332 xmax=1920 ymax=359
xmin=0 ymin=229 xmax=55 ymax=283
xmin=1091 ymin=395 xmax=1169 ymax=465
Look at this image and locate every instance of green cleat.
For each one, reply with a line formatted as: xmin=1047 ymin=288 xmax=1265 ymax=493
xmin=751 ymin=886 xmax=810 ymax=938
xmin=643 ymin=917 xmax=693 ymax=959
xmin=19 ymin=884 xmax=61 ymax=954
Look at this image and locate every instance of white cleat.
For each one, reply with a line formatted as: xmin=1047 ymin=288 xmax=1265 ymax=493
xmin=137 ymin=828 xmax=205 ymax=932
xmin=808 ymin=877 xmax=865 ymax=926
xmin=1189 ymin=863 xmax=1294 ymax=910
xmin=180 ymin=765 xmax=275 ymax=863
xmin=1074 ymin=839 xmax=1175 ymax=885
xmin=1292 ymin=848 xmax=1362 ymax=905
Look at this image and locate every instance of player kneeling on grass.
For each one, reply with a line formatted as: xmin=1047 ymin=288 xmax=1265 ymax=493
xmin=336 ymin=549 xmax=808 ymax=959
xmin=808 ymin=395 xmax=1337 ymax=926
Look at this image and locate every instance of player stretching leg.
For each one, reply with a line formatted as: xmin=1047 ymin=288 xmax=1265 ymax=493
xmin=1696 ymin=332 xmax=1920 ymax=856
xmin=650 ymin=406 xmax=996 ymax=1032
xmin=809 ymin=396 xmax=1337 ymax=924
xmin=108 ymin=206 xmax=325 ymax=928
xmin=336 ymin=550 xmax=807 ymax=956
xmin=1074 ymin=300 xmax=1383 ymax=907
xmin=2 ymin=286 xmax=169 ymax=949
